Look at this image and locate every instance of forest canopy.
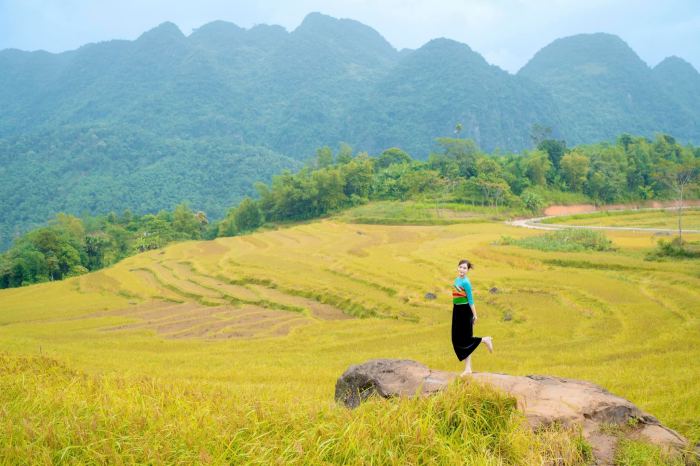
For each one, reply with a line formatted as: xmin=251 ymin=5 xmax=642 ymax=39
xmin=2 ymin=132 xmax=698 ymax=289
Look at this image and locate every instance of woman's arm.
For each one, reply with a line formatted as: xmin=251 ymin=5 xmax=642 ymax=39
xmin=465 ymin=280 xmax=477 ymax=321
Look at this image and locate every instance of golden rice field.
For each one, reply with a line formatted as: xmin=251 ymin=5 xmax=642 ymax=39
xmin=544 ymin=207 xmax=700 ymax=230
xmin=1 ymin=207 xmax=699 ymax=464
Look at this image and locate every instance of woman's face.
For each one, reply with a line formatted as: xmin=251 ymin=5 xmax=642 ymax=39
xmin=457 ymin=263 xmax=469 ymax=277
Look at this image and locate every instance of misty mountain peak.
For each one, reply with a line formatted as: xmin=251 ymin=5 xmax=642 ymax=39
xmin=295 ymin=12 xmax=395 ymax=54
xmin=188 ymin=20 xmax=245 ymax=47
xmin=190 ymin=20 xmax=244 ymax=38
xmin=136 ymin=21 xmax=186 ymax=43
xmin=413 ymin=38 xmax=488 ymax=68
xmin=654 ymin=55 xmax=699 ymax=76
xmin=520 ymin=32 xmax=647 ymax=77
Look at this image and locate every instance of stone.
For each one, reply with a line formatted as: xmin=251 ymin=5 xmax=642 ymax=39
xmin=424 ymin=292 xmax=437 ymax=300
xmin=489 ymin=287 xmax=499 ymax=294
xmin=334 ymin=359 xmax=455 ymax=409
xmin=335 ymin=359 xmax=689 ymax=465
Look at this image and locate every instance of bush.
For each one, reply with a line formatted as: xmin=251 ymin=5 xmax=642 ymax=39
xmin=521 ymin=191 xmax=545 ymax=213
xmin=500 ymin=229 xmax=615 ymax=252
xmin=647 ymin=237 xmax=700 ymax=260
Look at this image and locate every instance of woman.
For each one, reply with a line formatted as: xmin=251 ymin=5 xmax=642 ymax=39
xmin=452 ymin=259 xmax=493 ymax=375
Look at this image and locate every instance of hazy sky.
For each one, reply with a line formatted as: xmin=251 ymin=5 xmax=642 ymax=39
xmin=1 ymin=0 xmax=698 ymax=73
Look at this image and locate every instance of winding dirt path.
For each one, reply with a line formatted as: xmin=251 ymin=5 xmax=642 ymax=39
xmin=508 ymin=201 xmax=700 ymax=233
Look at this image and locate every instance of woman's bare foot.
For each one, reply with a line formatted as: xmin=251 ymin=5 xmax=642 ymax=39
xmin=460 ymin=370 xmax=472 ymax=377
xmin=482 ymin=336 xmax=494 ymax=353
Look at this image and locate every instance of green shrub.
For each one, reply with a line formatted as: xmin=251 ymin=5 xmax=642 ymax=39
xmin=500 ymin=229 xmax=615 ymax=252
xmin=647 ymin=237 xmax=700 ymax=260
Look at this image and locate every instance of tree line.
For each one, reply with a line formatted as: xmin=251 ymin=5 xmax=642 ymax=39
xmin=0 ymin=206 xmax=209 ymax=288
xmin=1 ymin=132 xmax=698 ymax=288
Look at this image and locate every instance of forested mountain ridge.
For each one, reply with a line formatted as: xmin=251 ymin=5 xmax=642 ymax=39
xmin=6 ymin=14 xmax=698 ymax=155
xmin=517 ymin=33 xmax=697 ymax=145
xmin=2 ymin=13 xmax=700 ymax=249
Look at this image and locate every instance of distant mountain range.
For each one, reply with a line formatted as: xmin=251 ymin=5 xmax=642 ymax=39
xmin=1 ymin=12 xmax=699 ymax=248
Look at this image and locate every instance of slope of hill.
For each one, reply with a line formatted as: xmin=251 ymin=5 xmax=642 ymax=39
xmin=0 ymin=214 xmax=698 ymax=461
xmin=0 ymin=128 xmax=300 ymax=247
xmin=518 ymin=33 xmax=696 ymax=144
xmin=652 ymin=56 xmax=700 ymax=138
xmin=3 ymin=16 xmax=700 ymax=249
xmin=357 ymin=38 xmax=562 ymax=153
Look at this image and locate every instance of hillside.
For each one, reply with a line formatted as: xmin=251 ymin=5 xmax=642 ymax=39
xmin=518 ymin=33 xmax=696 ymax=145
xmin=3 ymin=15 xmax=700 ymax=249
xmin=0 ymin=212 xmax=698 ymax=462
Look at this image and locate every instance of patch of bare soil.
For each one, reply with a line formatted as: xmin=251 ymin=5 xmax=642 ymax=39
xmin=101 ymin=301 xmax=313 ymax=339
xmin=194 ymin=240 xmax=229 ymax=256
xmin=179 ymin=271 xmax=261 ymax=302
xmin=544 ymin=200 xmax=700 ymax=216
xmin=144 ymin=262 xmax=223 ymax=299
xmin=245 ymin=284 xmax=351 ymax=320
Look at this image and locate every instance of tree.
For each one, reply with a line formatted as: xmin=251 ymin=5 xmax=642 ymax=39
xmin=434 ymin=137 xmax=480 ymax=178
xmin=537 ymin=138 xmax=567 ymax=169
xmin=376 ymin=147 xmax=412 ymax=170
xmin=137 ymin=215 xmax=174 ymax=251
xmin=340 ymin=153 xmax=373 ymax=200
xmin=172 ymin=203 xmax=201 ymax=240
xmin=655 ymin=160 xmax=700 ymax=245
xmin=521 ymin=191 xmax=544 ymax=213
xmin=559 ymin=151 xmax=590 ymax=191
xmin=466 ymin=175 xmax=511 ymax=208
xmin=234 ymin=198 xmax=263 ymax=233
xmin=584 ymin=146 xmax=627 ymax=203
xmin=316 ymin=146 xmax=333 ymax=169
xmin=217 ymin=210 xmax=238 ymax=237
xmin=85 ymin=232 xmax=110 ymax=270
xmin=523 ymin=150 xmax=552 ymax=186
xmin=312 ymin=168 xmax=347 ymax=213
xmin=336 ymin=143 xmax=353 ymax=165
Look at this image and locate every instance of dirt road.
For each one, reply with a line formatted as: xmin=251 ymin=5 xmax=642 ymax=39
xmin=508 ymin=201 xmax=700 ymax=233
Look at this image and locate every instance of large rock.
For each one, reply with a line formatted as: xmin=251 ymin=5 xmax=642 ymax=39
xmin=335 ymin=359 xmax=690 ymax=465
xmin=334 ymin=359 xmax=455 ymax=409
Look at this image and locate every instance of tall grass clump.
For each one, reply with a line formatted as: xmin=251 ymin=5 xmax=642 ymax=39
xmin=500 ymin=229 xmax=615 ymax=252
xmin=0 ymin=354 xmax=591 ymax=465
xmin=647 ymin=237 xmax=700 ymax=260
xmin=613 ymin=439 xmax=687 ymax=466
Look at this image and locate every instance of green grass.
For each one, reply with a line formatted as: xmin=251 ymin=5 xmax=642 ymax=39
xmin=334 ymin=200 xmax=527 ymax=225
xmin=613 ymin=439 xmax=686 ymax=465
xmin=542 ymin=208 xmax=700 ymax=230
xmin=1 ymin=208 xmax=699 ymax=463
xmin=500 ymin=228 xmax=616 ymax=252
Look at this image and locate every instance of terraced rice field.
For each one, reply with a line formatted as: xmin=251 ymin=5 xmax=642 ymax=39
xmin=544 ymin=207 xmax=700 ymax=230
xmin=1 ymin=216 xmax=699 ymax=460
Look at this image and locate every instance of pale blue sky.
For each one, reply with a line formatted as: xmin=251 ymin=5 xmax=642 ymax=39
xmin=1 ymin=0 xmax=698 ymax=73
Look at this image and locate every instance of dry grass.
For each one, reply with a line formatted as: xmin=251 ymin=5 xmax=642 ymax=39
xmin=0 ymin=209 xmax=698 ymax=463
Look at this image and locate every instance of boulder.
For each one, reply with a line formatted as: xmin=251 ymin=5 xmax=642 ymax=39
xmin=335 ymin=359 xmax=689 ymax=465
xmin=334 ymin=359 xmax=455 ymax=408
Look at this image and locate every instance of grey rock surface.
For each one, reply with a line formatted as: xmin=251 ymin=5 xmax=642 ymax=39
xmin=335 ymin=359 xmax=690 ymax=465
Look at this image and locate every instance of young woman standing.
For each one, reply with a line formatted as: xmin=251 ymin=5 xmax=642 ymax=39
xmin=452 ymin=259 xmax=493 ymax=375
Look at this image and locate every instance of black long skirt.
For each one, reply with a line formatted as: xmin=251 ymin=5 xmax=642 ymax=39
xmin=451 ymin=304 xmax=482 ymax=361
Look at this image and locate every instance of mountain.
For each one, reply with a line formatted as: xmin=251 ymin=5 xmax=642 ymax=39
xmin=2 ymin=15 xmax=700 ymax=249
xmin=355 ymin=38 xmax=562 ymax=153
xmin=652 ymin=56 xmax=700 ymax=138
xmin=517 ymin=33 xmax=697 ymax=144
